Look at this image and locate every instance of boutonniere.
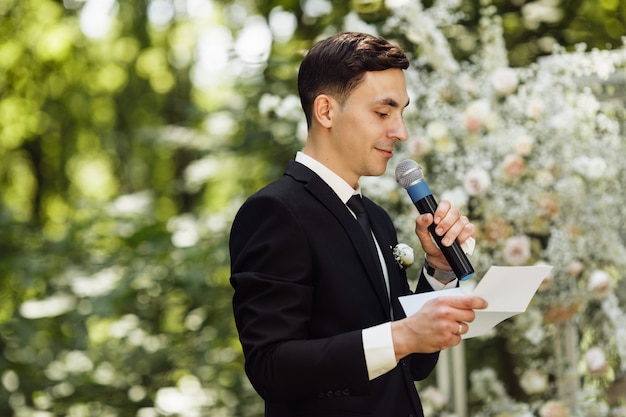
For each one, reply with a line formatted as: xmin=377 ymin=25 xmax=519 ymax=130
xmin=392 ymin=243 xmax=414 ymax=269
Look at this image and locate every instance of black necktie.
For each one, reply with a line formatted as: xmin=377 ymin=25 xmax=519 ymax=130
xmin=347 ymin=194 xmax=392 ymax=314
xmin=347 ymin=194 xmax=384 ymax=278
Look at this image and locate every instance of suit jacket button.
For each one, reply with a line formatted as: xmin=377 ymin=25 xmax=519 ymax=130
xmin=342 ymin=388 xmax=350 ymax=396
xmin=326 ymin=390 xmax=334 ymax=397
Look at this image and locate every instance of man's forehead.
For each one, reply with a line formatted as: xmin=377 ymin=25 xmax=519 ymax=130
xmin=359 ymin=70 xmax=409 ymax=105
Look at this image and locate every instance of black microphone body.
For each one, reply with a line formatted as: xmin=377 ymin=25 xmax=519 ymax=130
xmin=395 ymin=160 xmax=474 ymax=281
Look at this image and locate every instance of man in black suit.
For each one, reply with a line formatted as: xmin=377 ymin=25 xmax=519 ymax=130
xmin=230 ymin=32 xmax=487 ymax=417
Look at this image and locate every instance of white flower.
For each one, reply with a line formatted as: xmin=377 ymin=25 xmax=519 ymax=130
xmin=392 ymin=243 xmax=414 ymax=268
xmin=514 ymin=135 xmax=534 ymax=156
xmin=491 ymin=67 xmax=519 ymax=96
xmin=463 ymin=168 xmax=491 ymax=197
xmin=440 ymin=187 xmax=469 ymax=211
xmin=407 ymin=135 xmax=432 ymax=157
xmin=463 ymin=99 xmax=490 ymax=132
xmin=524 ymin=324 xmax=545 ymax=345
xmin=419 ymin=385 xmax=447 ymax=410
xmin=575 ymin=92 xmax=601 ymax=117
xmin=573 ymin=156 xmax=608 ymax=180
xmin=385 ymin=0 xmax=411 ymax=8
xmin=585 ymin=347 xmax=608 ymax=376
xmin=587 ymin=269 xmax=612 ymax=298
xmin=457 ymin=73 xmax=478 ymax=96
xmin=535 ymin=169 xmax=555 ymax=187
xmin=519 ymin=369 xmax=548 ymax=395
xmin=526 ymin=97 xmax=545 ymax=120
xmin=502 ymin=235 xmax=531 ymax=266
xmin=426 ymin=121 xmax=449 ymax=140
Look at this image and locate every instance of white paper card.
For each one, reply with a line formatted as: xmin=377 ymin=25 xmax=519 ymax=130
xmin=398 ymin=265 xmax=553 ymax=339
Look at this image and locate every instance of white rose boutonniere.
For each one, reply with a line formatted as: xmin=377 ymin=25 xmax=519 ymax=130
xmin=392 ymin=243 xmax=414 ymax=269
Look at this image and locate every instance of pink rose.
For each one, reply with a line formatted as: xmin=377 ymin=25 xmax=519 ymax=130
xmin=502 ymin=154 xmax=526 ymax=178
xmin=539 ymin=400 xmax=570 ymax=417
xmin=502 ymin=235 xmax=531 ymax=266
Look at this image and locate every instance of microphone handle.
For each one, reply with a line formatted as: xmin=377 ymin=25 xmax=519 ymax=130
xmin=414 ymin=194 xmax=475 ymax=281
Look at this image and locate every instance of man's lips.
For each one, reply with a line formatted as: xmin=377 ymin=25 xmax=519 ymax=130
xmin=375 ymin=147 xmax=394 ymax=158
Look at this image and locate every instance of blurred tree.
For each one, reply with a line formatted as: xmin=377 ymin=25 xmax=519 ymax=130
xmin=0 ymin=0 xmax=255 ymax=415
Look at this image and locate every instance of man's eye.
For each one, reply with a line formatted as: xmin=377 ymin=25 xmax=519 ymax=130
xmin=377 ymin=112 xmax=388 ymax=118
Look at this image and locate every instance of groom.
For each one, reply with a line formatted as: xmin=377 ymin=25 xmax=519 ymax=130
xmin=229 ymin=32 xmax=487 ymax=417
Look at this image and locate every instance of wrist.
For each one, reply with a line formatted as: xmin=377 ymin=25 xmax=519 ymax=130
xmin=424 ymin=257 xmax=456 ymax=283
xmin=391 ymin=320 xmax=411 ymax=362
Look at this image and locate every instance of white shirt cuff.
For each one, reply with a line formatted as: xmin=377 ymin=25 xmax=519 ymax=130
xmin=424 ymin=265 xmax=459 ymax=290
xmin=461 ymin=236 xmax=476 ymax=256
xmin=362 ymin=322 xmax=397 ymax=380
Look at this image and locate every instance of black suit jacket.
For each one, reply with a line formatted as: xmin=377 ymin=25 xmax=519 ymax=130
xmin=230 ymin=161 xmax=439 ymax=417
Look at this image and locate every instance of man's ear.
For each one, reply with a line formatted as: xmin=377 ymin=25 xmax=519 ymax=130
xmin=312 ymin=94 xmax=334 ymax=128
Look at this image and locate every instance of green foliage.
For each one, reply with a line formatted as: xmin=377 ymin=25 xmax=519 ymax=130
xmin=0 ymin=203 xmax=257 ymax=416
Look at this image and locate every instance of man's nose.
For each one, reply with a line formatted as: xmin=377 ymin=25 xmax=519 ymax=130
xmin=392 ymin=118 xmax=409 ymax=142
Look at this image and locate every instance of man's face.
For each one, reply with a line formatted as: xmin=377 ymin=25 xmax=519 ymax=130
xmin=329 ymin=69 xmax=409 ymax=187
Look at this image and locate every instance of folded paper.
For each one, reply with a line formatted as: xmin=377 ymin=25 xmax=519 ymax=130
xmin=399 ymin=265 xmax=553 ymax=338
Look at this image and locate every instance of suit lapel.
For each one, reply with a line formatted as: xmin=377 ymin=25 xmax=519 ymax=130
xmin=285 ymin=162 xmax=392 ymax=317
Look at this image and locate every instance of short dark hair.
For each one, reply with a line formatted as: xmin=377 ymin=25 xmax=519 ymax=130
xmin=297 ymin=32 xmax=409 ymax=127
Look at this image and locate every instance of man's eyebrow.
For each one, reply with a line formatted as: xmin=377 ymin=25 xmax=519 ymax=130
xmin=379 ymin=98 xmax=410 ymax=108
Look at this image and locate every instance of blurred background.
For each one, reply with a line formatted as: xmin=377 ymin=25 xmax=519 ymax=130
xmin=1 ymin=0 xmax=625 ymax=416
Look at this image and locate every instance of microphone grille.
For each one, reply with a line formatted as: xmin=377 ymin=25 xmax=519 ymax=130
xmin=395 ymin=159 xmax=424 ymax=189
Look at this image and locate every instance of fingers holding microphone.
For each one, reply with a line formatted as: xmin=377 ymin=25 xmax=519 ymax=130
xmin=415 ymin=201 xmax=476 ymax=263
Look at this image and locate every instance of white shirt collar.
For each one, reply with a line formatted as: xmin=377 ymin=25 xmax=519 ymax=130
xmin=295 ymin=151 xmax=359 ymax=204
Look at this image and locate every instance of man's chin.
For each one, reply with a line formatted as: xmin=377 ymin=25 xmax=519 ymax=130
xmin=365 ymin=166 xmax=389 ymax=178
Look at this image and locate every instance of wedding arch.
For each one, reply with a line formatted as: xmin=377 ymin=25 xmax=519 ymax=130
xmin=351 ymin=2 xmax=626 ymax=416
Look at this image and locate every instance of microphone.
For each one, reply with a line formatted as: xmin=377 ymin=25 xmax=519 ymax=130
xmin=395 ymin=159 xmax=474 ymax=281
